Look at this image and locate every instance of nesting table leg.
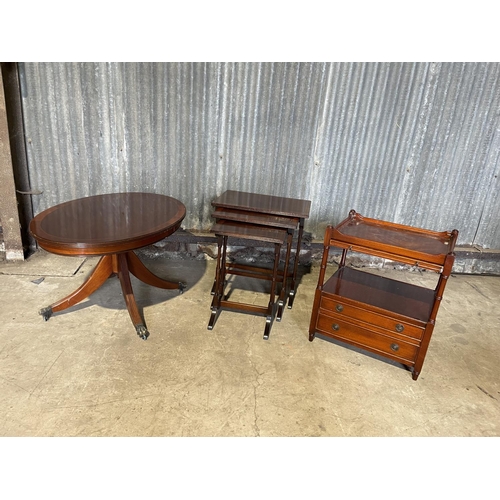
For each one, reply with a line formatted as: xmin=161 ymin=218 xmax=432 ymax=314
xmin=210 ymin=234 xmax=223 ymax=296
xmin=288 ymin=217 xmax=305 ymax=309
xmin=208 ymin=235 xmax=227 ymax=330
xmin=263 ymin=242 xmax=282 ymax=340
xmin=276 ymin=230 xmax=293 ymax=322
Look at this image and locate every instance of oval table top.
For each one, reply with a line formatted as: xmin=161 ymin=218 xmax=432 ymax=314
xmin=29 ymin=192 xmax=186 ymax=256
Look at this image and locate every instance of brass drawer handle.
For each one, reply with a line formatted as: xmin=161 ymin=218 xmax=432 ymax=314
xmin=332 ymin=323 xmax=340 ymax=331
xmin=390 ymin=343 xmax=399 ymax=352
xmin=335 ymin=304 xmax=344 ymax=313
xmin=395 ymin=323 xmax=404 ymax=333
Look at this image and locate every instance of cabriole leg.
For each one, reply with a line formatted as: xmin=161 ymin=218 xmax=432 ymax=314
xmin=38 ymin=255 xmax=113 ymax=320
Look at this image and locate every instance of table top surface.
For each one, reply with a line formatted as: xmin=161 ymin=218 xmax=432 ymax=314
xmin=212 ymin=220 xmax=287 ymax=244
xmin=212 ymin=207 xmax=299 ymax=230
xmin=334 ymin=211 xmax=457 ymax=257
xmin=29 ymin=192 xmax=186 ymax=255
xmin=211 ymin=190 xmax=311 ymax=219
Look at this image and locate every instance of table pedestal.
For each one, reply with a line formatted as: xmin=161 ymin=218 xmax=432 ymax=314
xmin=40 ymin=251 xmax=185 ymax=339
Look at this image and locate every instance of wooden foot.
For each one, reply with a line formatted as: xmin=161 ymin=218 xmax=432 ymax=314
xmin=207 ymin=308 xmax=220 ymax=330
xmin=288 ymin=218 xmax=305 ymax=309
xmin=276 ymin=299 xmax=285 ymax=322
xmin=263 ymin=316 xmax=272 ymax=340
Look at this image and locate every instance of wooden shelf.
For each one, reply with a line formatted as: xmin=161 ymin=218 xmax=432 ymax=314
xmin=322 ymin=267 xmax=434 ymax=324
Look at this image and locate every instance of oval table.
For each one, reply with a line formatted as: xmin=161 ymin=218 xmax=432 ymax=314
xmin=29 ymin=192 xmax=186 ymax=339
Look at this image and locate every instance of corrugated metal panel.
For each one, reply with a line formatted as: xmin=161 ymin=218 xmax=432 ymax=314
xmin=19 ymin=62 xmax=500 ymax=247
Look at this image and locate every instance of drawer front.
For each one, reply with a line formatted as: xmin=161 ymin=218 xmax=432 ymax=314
xmin=320 ymin=295 xmax=424 ymax=340
xmin=316 ymin=313 xmax=418 ymax=364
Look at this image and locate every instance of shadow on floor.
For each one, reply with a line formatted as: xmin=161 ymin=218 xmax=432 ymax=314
xmin=44 ymin=257 xmax=208 ymax=318
xmin=218 ymin=258 xmax=312 ymax=300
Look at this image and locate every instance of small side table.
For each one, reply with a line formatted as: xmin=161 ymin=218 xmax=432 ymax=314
xmin=209 ymin=221 xmax=288 ymax=339
xmin=308 ymin=210 xmax=458 ymax=380
xmin=208 ymin=190 xmax=311 ymax=339
xmin=211 ymin=190 xmax=311 ymax=309
xmin=29 ymin=192 xmax=186 ymax=339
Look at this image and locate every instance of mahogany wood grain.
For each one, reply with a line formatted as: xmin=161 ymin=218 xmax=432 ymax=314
xmin=211 ymin=190 xmax=311 ymax=219
xmin=211 ymin=220 xmax=287 ymax=244
xmin=315 ymin=312 xmax=419 ymax=365
xmin=212 ymin=207 xmax=299 ymax=230
xmin=309 ymin=210 xmax=458 ymax=380
xmin=29 ymin=192 xmax=186 ymax=256
xmin=116 ymin=252 xmax=145 ymax=335
xmin=208 ymin=220 xmax=285 ymax=339
xmin=319 ymin=295 xmax=424 ymax=340
xmin=332 ymin=210 xmax=458 ymax=269
xmin=211 ymin=190 xmax=311 ymax=312
xmin=322 ymin=267 xmax=435 ymax=323
xmin=47 ymin=255 xmax=114 ymax=314
xmin=29 ymin=193 xmax=186 ymax=339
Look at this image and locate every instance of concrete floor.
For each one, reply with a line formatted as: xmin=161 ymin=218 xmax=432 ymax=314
xmin=0 ymin=249 xmax=499 ymax=437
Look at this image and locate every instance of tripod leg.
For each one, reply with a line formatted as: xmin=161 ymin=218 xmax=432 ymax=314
xmin=39 ymin=255 xmax=113 ymax=320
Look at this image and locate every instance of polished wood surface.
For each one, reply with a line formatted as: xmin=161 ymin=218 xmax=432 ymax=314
xmin=30 ymin=193 xmax=186 ymax=339
xmin=315 ymin=311 xmax=419 ymax=365
xmin=208 ymin=221 xmax=287 ymax=339
xmin=211 ymin=190 xmax=311 ymax=218
xmin=211 ymin=190 xmax=311 ymax=313
xmin=332 ymin=210 xmax=458 ymax=269
xmin=212 ymin=207 xmax=299 ymax=230
xmin=322 ymin=267 xmax=434 ymax=323
xmin=208 ymin=190 xmax=311 ymax=339
xmin=212 ymin=220 xmax=287 ymax=244
xmin=309 ymin=210 xmax=458 ymax=380
xmin=319 ymin=294 xmax=424 ymax=340
xmin=29 ymin=192 xmax=186 ymax=256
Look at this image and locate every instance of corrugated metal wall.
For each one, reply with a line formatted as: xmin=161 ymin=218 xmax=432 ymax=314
xmin=19 ymin=62 xmax=500 ymax=247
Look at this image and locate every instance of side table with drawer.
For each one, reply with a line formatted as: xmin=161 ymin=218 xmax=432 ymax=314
xmin=308 ymin=210 xmax=458 ymax=380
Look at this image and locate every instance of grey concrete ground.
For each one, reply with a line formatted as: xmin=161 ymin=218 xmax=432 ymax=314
xmin=0 ymin=249 xmax=499 ymax=437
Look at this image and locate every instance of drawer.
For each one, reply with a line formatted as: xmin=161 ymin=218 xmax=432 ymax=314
xmin=320 ymin=295 xmax=424 ymax=340
xmin=316 ymin=313 xmax=418 ymax=364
